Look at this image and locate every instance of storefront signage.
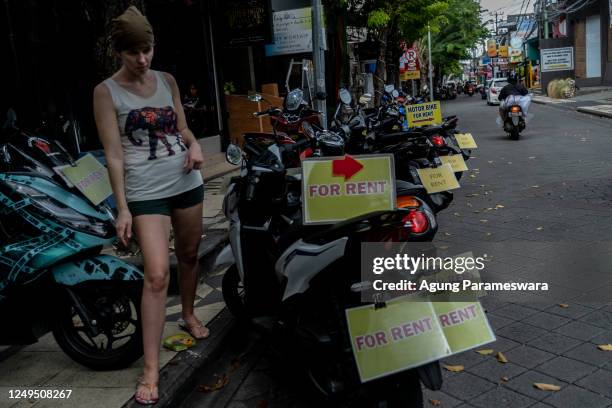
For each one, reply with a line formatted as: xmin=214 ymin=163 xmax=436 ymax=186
xmin=498 ymin=45 xmax=509 ymax=58
xmin=487 ymin=39 xmax=497 ymax=57
xmin=301 ymin=154 xmax=396 ymax=224
xmin=265 ymin=7 xmax=326 ymax=56
xmin=223 ymin=0 xmax=272 ymax=46
xmin=541 ymin=47 xmax=574 ymax=72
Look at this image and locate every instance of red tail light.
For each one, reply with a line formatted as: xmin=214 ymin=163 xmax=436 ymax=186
xmin=431 ymin=135 xmax=445 ymax=147
xmin=511 ymin=106 xmax=520 ymax=113
xmin=402 ymin=209 xmax=429 ymax=233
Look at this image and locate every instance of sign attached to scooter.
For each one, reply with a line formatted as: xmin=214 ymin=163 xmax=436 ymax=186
xmin=405 ymin=101 xmax=442 ymax=127
xmin=302 ymin=154 xmax=396 ymax=225
xmin=416 ymin=164 xmax=460 ymax=194
xmin=346 ymin=295 xmax=451 ymax=383
xmin=454 ymin=133 xmax=478 ymax=149
xmin=440 ymin=155 xmax=468 ymax=172
xmin=60 ymin=153 xmax=113 ymax=206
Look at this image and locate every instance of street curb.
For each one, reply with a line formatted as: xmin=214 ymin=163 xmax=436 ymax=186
xmin=576 ymin=106 xmax=612 ymax=119
xmin=121 ymin=308 xmax=235 ymax=408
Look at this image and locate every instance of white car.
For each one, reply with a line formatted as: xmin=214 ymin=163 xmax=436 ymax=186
xmin=486 ymin=78 xmax=508 ymax=105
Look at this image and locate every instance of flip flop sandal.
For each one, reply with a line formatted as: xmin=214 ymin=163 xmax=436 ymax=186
xmin=178 ymin=320 xmax=210 ymax=340
xmin=135 ymin=378 xmax=159 ymax=405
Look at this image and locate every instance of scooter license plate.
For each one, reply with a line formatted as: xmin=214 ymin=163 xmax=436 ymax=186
xmin=508 ymin=112 xmax=520 ymax=117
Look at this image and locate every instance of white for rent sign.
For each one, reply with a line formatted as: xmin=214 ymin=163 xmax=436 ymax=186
xmin=541 ymin=47 xmax=574 ymax=72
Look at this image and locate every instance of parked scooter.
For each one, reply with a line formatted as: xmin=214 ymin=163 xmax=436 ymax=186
xmin=0 ymin=110 xmax=144 ymax=370
xmin=216 ymin=129 xmax=441 ymax=406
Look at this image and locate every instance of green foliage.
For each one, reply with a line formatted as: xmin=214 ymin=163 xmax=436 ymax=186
xmin=367 ymin=9 xmax=390 ymax=28
xmin=430 ymin=0 xmax=488 ymax=76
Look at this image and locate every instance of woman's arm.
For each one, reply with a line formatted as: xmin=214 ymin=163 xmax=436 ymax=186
xmin=162 ymin=72 xmax=204 ymax=172
xmin=93 ymin=83 xmax=132 ymax=245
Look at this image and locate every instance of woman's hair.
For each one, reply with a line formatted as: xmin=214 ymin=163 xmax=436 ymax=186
xmin=110 ymin=6 xmax=154 ymax=52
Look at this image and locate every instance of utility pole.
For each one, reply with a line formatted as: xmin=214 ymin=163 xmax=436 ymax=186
xmin=543 ymin=0 xmax=549 ymax=39
xmin=427 ymin=23 xmax=434 ymax=101
xmin=312 ymin=0 xmax=327 ymax=129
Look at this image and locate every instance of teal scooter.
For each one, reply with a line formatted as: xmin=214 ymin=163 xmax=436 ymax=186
xmin=0 ymin=113 xmax=144 ymax=370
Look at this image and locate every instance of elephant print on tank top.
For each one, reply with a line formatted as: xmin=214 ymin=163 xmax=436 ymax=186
xmin=124 ymin=106 xmax=187 ymax=160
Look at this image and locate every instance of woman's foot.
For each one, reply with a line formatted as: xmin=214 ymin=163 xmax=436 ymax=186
xmin=135 ymin=370 xmax=159 ymax=405
xmin=179 ymin=315 xmax=210 ymax=339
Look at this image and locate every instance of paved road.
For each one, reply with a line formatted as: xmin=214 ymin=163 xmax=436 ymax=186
xmin=179 ymin=95 xmax=612 ymax=408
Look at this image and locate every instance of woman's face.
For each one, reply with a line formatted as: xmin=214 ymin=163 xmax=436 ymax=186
xmin=119 ymin=44 xmax=154 ymax=76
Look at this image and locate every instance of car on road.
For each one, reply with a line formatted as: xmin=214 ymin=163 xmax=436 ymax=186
xmin=486 ymin=78 xmax=508 ymax=105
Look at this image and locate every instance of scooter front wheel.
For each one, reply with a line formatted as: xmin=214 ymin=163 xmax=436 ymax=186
xmin=52 ymin=283 xmax=143 ymax=370
xmin=221 ymin=265 xmax=248 ymax=320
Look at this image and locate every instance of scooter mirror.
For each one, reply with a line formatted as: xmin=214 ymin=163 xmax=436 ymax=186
xmin=384 ymin=84 xmax=395 ymax=93
xmin=226 ymin=144 xmax=243 ymax=165
xmin=247 ymin=94 xmax=263 ymax=102
xmin=391 ymin=90 xmax=399 ymax=98
xmin=3 ymin=109 xmax=17 ymax=130
xmin=339 ymin=88 xmax=352 ymax=105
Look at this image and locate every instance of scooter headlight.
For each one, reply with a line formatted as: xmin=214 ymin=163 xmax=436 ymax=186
xmin=5 ymin=180 xmax=111 ymax=238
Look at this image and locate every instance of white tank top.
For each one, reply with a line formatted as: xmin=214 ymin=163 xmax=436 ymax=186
xmin=103 ymin=70 xmax=203 ymax=202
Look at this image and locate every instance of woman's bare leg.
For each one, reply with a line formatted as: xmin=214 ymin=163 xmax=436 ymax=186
xmin=171 ymin=201 xmax=209 ymax=338
xmin=133 ymin=214 xmax=171 ymax=400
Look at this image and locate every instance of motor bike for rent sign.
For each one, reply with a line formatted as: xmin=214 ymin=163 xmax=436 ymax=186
xmin=345 ymin=295 xmax=495 ymax=382
xmin=301 ymin=154 xmax=396 ymax=225
xmin=406 ymin=101 xmax=443 ymax=127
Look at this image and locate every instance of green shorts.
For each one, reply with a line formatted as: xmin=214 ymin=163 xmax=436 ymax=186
xmin=128 ymin=184 xmax=204 ymax=217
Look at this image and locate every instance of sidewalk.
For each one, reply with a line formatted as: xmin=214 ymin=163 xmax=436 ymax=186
xmin=532 ymin=86 xmax=612 ymax=119
xmin=0 ymin=160 xmax=237 ymax=408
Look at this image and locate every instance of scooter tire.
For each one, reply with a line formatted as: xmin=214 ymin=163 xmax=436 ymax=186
xmin=52 ymin=284 xmax=143 ymax=370
xmin=370 ymin=371 xmax=424 ymax=408
xmin=222 ymin=265 xmax=249 ymax=320
xmin=510 ymin=129 xmax=520 ymax=140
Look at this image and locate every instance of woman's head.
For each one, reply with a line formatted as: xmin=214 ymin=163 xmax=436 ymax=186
xmin=111 ymin=6 xmax=154 ymax=74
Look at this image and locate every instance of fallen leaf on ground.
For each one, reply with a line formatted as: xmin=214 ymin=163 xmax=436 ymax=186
xmin=480 ymin=219 xmax=488 ymax=223
xmin=443 ymin=364 xmax=465 ymax=372
xmin=529 ymin=156 xmax=536 ymax=159
xmin=429 ymin=399 xmax=442 ymax=406
xmin=445 ymin=232 xmax=452 ymax=236
xmin=467 ymin=202 xmax=473 ymax=207
xmin=476 ymin=349 xmax=494 ymax=355
xmin=487 ymin=160 xmax=494 ymax=164
xmin=531 ymin=185 xmax=539 ymax=188
xmin=453 ymin=212 xmax=461 ymax=217
xmin=474 ymin=210 xmax=480 ymax=214
xmin=496 ymin=352 xmax=508 ymax=363
xmin=501 ymin=376 xmax=509 ymax=382
xmin=558 ymin=303 xmax=569 ymax=308
xmin=198 ymin=374 xmax=229 ymax=392
xmin=533 ymin=383 xmax=561 ymax=391
xmin=536 ymin=227 xmax=544 ymax=231
xmin=486 ymin=232 xmax=492 ymax=236
xmin=470 ymin=174 xmax=477 ymax=178
xmin=598 ymin=344 xmax=612 ymax=351
xmin=495 ymin=204 xmax=505 ymax=209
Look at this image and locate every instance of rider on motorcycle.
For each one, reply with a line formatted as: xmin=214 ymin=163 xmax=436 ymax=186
xmin=498 ymin=73 xmax=528 ymax=121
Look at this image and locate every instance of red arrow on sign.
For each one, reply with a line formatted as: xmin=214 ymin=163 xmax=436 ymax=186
xmin=332 ymin=155 xmax=364 ymax=180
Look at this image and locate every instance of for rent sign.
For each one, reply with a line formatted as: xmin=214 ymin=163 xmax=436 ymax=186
xmin=406 ymin=101 xmax=442 ymax=127
xmin=541 ymin=47 xmax=574 ymax=72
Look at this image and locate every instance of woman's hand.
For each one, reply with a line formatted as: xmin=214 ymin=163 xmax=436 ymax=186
xmin=184 ymin=142 xmax=203 ymax=172
xmin=115 ymin=209 xmax=133 ymax=247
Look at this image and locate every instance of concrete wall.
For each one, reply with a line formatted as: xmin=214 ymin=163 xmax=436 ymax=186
xmin=539 ymin=38 xmax=575 ymax=95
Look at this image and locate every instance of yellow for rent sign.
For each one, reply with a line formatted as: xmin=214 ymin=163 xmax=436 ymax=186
xmin=301 ymin=154 xmax=396 ymax=225
xmin=346 ymin=295 xmax=495 ymax=382
xmin=60 ymin=153 xmax=113 ymax=206
xmin=406 ymin=101 xmax=443 ymax=127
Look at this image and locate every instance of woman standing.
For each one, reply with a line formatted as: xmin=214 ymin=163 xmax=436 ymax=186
xmin=93 ymin=6 xmax=209 ymax=405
